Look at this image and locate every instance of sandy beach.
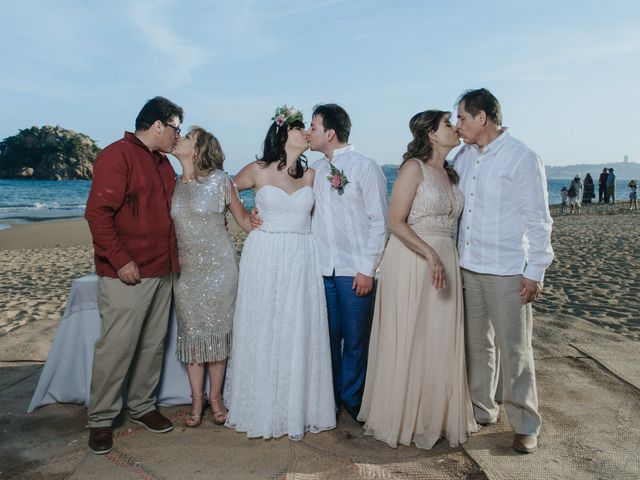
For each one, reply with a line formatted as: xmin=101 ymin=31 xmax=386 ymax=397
xmin=535 ymin=203 xmax=639 ymax=341
xmin=1 ymin=203 xmax=637 ymax=344
xmin=1 ymin=203 xmax=639 ymax=479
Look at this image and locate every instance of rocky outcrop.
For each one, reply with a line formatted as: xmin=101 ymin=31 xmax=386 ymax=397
xmin=0 ymin=126 xmax=100 ymax=180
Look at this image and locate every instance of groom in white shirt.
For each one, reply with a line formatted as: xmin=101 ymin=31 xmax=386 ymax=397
xmin=453 ymin=89 xmax=554 ymax=454
xmin=307 ymin=104 xmax=388 ymax=422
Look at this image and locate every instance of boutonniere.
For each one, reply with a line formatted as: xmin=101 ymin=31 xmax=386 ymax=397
xmin=327 ymin=162 xmax=349 ymax=195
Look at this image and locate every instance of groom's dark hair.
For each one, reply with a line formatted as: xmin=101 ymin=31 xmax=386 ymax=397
xmin=312 ymin=104 xmax=351 ymax=143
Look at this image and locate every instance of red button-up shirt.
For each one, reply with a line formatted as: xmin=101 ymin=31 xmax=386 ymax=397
xmin=85 ymin=132 xmax=180 ymax=278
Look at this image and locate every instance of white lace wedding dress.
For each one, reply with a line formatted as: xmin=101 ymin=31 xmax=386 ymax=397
xmin=224 ymin=185 xmax=336 ymax=440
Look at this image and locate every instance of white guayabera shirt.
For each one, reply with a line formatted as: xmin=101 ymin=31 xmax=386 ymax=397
xmin=312 ymin=145 xmax=389 ymax=278
xmin=453 ymin=129 xmax=554 ymax=282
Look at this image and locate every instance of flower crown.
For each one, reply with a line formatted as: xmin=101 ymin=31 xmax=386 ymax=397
xmin=271 ymin=105 xmax=304 ymax=129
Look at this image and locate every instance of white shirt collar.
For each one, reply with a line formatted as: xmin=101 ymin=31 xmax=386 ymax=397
xmin=330 ymin=144 xmax=354 ymax=161
xmin=473 ymin=127 xmax=510 ymax=155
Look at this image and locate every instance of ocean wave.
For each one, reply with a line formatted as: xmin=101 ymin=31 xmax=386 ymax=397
xmin=0 ymin=204 xmax=87 ymax=211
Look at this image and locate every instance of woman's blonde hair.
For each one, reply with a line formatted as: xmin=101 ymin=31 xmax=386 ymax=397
xmin=189 ymin=126 xmax=225 ymax=177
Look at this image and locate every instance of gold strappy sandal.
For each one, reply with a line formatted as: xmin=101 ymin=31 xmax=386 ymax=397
xmin=210 ymin=395 xmax=228 ymax=425
xmin=184 ymin=393 xmax=207 ymax=428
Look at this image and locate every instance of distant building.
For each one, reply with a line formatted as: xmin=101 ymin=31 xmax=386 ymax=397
xmin=624 ymin=154 xmax=629 ymax=163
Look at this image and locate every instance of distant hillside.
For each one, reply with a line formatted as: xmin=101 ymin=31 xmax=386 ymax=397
xmin=546 ymin=161 xmax=640 ymax=180
xmin=0 ymin=125 xmax=99 ymax=180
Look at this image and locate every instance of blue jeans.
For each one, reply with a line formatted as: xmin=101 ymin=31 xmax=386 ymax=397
xmin=323 ymin=273 xmax=375 ymax=414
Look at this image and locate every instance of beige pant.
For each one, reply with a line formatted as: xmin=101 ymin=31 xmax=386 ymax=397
xmin=88 ymin=275 xmax=173 ymax=427
xmin=462 ymin=269 xmax=541 ymax=436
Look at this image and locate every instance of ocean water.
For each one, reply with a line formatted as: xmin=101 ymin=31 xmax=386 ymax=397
xmin=0 ymin=174 xmax=633 ymax=230
xmin=0 ymin=179 xmax=91 ymax=229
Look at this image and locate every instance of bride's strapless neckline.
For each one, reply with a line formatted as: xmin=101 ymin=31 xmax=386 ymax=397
xmin=256 ymin=185 xmax=312 ymax=197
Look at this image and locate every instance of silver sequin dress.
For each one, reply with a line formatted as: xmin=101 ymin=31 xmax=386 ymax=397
xmin=171 ymin=169 xmax=238 ymax=363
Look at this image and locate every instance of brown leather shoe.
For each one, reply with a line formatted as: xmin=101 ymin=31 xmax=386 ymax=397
xmin=512 ymin=433 xmax=537 ymax=454
xmin=130 ymin=410 xmax=173 ymax=433
xmin=88 ymin=427 xmax=113 ymax=455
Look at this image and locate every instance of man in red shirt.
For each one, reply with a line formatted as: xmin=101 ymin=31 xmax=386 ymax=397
xmin=84 ymin=96 xmax=183 ymax=455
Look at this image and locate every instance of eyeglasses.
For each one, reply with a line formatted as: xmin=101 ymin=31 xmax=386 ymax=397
xmin=163 ymin=122 xmax=181 ymax=136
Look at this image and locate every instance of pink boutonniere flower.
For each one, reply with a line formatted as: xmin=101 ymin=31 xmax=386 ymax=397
xmin=331 ymin=174 xmax=341 ymax=188
xmin=327 ymin=163 xmax=349 ymax=195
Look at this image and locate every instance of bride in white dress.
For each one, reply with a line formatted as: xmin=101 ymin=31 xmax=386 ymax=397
xmin=224 ymin=106 xmax=336 ymax=439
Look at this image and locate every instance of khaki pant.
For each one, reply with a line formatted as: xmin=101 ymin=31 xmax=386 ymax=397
xmin=462 ymin=269 xmax=541 ymax=436
xmin=88 ymin=275 xmax=173 ymax=427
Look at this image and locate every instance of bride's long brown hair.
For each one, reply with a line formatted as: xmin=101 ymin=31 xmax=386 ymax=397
xmin=400 ymin=110 xmax=459 ymax=184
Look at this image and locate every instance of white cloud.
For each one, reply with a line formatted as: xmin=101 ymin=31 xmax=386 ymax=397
xmin=127 ymin=0 xmax=209 ymax=88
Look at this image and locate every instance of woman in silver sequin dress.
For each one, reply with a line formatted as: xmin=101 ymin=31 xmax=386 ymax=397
xmin=171 ymin=127 xmax=252 ymax=427
xmin=358 ymin=111 xmax=477 ymax=449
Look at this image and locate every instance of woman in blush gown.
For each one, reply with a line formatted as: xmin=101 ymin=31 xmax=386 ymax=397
xmin=171 ymin=127 xmax=252 ymax=427
xmin=224 ymin=106 xmax=336 ymax=440
xmin=358 ymin=110 xmax=477 ymax=449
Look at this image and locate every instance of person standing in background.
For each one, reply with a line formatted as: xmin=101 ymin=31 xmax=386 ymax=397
xmin=567 ymin=175 xmax=583 ymax=214
xmin=582 ymin=173 xmax=594 ymax=204
xmin=560 ymin=186 xmax=568 ymax=213
xmin=605 ymin=168 xmax=616 ymax=204
xmin=598 ymin=168 xmax=608 ymax=204
xmin=629 ymin=179 xmax=638 ymax=211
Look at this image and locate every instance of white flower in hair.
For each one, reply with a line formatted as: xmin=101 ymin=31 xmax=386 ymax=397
xmin=271 ymin=105 xmax=304 ymax=128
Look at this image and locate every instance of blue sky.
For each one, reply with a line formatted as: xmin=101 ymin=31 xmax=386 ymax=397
xmin=1 ymin=0 xmax=639 ymax=173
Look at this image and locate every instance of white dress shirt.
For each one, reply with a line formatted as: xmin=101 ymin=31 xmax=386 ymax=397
xmin=453 ymin=129 xmax=554 ymax=282
xmin=312 ymin=145 xmax=388 ymax=277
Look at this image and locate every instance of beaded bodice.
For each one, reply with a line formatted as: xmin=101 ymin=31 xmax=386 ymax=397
xmin=407 ymin=160 xmax=464 ymax=238
xmin=171 ymin=170 xmax=231 ymax=250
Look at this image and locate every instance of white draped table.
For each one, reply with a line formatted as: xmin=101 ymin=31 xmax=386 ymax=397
xmin=28 ymin=274 xmax=194 ymax=413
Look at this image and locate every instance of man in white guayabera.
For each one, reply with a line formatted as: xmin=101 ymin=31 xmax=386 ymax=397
xmin=452 ymin=88 xmax=554 ymax=454
xmin=307 ymin=104 xmax=388 ymax=423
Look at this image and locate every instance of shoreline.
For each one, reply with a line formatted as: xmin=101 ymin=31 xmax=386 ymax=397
xmin=0 ymin=198 xmax=629 ymax=224
xmin=0 ymin=200 xmax=636 ymax=250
